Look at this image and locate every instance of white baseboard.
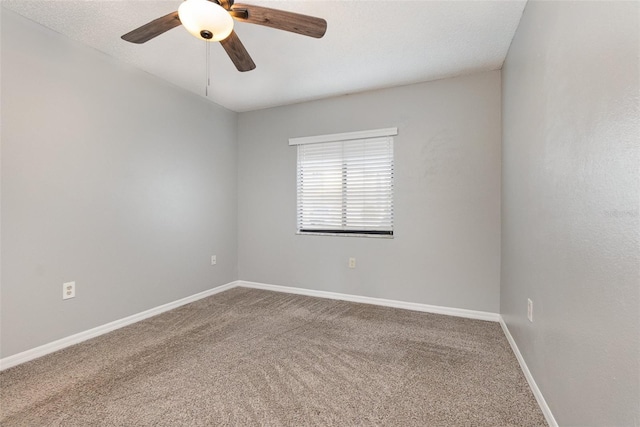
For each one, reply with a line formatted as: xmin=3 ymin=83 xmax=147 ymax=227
xmin=499 ymin=317 xmax=558 ymax=427
xmin=238 ymin=280 xmax=500 ymax=322
xmin=0 ymin=279 xmax=501 ymax=372
xmin=0 ymin=281 xmax=238 ymax=371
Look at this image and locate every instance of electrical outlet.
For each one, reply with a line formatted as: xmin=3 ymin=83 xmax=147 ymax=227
xmin=63 ymin=281 xmax=76 ymax=300
xmin=211 ymin=255 xmax=217 ymax=265
xmin=527 ymin=298 xmax=533 ymax=322
xmin=349 ymin=257 xmax=356 ymax=268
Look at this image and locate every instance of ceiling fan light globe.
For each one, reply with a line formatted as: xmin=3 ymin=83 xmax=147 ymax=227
xmin=178 ymin=0 xmax=234 ymax=42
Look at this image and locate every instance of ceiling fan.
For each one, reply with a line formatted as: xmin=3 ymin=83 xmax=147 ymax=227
xmin=121 ymin=0 xmax=327 ymax=72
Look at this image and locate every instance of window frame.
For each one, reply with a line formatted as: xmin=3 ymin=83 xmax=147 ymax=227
xmin=290 ymin=128 xmax=397 ymax=238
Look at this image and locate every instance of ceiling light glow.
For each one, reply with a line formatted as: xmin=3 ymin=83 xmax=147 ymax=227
xmin=178 ymin=0 xmax=234 ymax=42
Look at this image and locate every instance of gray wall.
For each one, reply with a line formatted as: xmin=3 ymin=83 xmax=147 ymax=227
xmin=501 ymin=1 xmax=640 ymax=425
xmin=237 ymin=71 xmax=502 ymax=313
xmin=1 ymin=9 xmax=238 ymax=358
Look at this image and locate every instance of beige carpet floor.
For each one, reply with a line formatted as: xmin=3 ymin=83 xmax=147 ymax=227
xmin=1 ymin=287 xmax=547 ymax=426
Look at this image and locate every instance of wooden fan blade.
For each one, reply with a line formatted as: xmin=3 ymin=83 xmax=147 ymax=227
xmin=218 ymin=0 xmax=234 ymax=10
xmin=220 ymin=30 xmax=256 ymax=72
xmin=231 ymin=4 xmax=327 ymax=38
xmin=121 ymin=12 xmax=181 ymax=44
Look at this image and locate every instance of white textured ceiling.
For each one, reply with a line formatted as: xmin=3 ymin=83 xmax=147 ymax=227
xmin=2 ymin=0 xmax=527 ymax=112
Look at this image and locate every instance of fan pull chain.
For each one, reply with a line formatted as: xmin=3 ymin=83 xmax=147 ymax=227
xmin=205 ymin=41 xmax=210 ymax=96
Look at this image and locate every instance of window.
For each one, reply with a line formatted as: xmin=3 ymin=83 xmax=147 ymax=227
xmin=290 ymin=128 xmax=396 ymax=237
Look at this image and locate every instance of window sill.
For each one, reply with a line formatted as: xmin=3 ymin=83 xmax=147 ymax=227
xmin=296 ymin=231 xmax=394 ymax=239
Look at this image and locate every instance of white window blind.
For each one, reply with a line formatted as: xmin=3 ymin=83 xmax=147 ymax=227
xmin=294 ymin=131 xmax=394 ymax=236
